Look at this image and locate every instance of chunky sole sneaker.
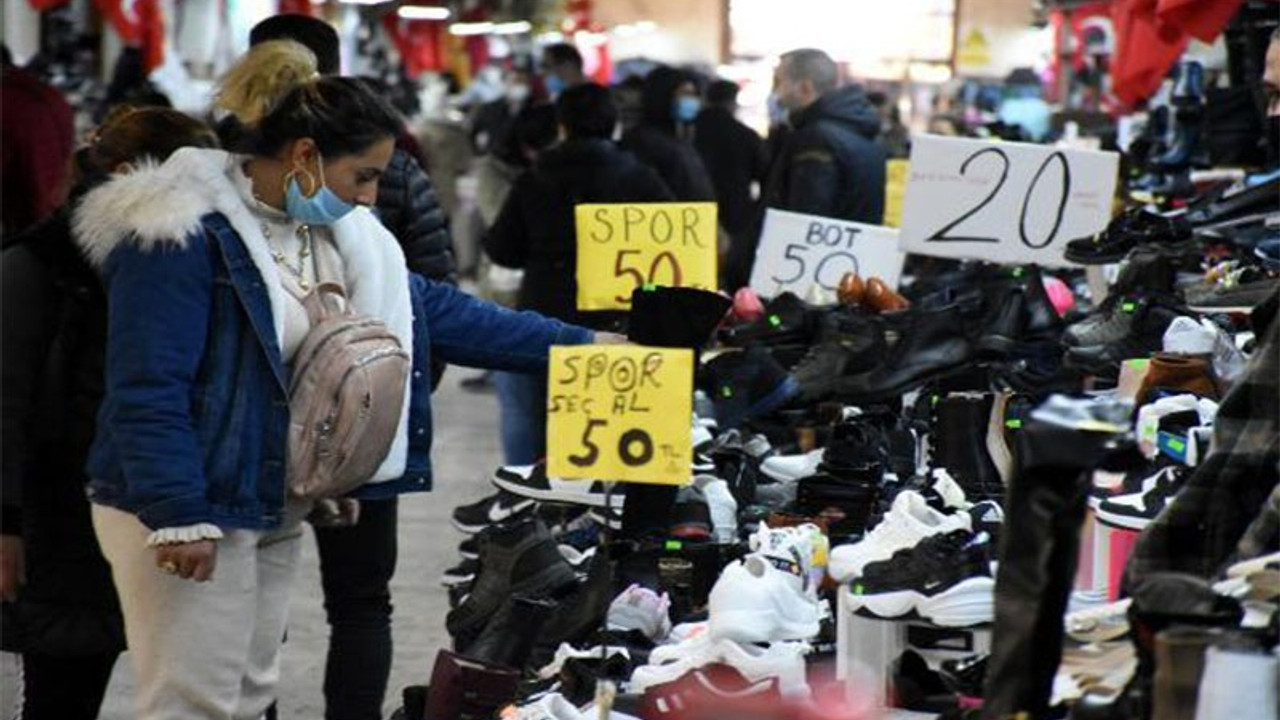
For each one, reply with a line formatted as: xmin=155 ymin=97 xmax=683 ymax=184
xmin=491 ymin=464 xmax=625 ymax=509
xmin=441 ymin=558 xmax=479 ymax=587
xmin=850 ymin=576 xmax=995 ymax=627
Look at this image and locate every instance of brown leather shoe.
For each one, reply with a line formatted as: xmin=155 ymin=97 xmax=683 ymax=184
xmin=1135 ymin=353 xmax=1219 ymax=405
xmin=864 ymin=277 xmax=910 ymax=313
xmin=837 ymin=272 xmax=866 ymax=307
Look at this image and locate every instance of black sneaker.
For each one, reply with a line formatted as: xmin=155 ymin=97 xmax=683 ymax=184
xmin=1096 ymin=465 xmax=1189 ymax=530
xmin=1064 ymin=299 xmax=1186 ymax=376
xmin=1064 ymin=208 xmax=1192 ymax=265
xmin=458 ymin=536 xmax=480 ymax=560
xmin=491 ymin=464 xmax=625 ymax=509
xmin=939 ymin=654 xmax=988 ymax=699
xmin=826 ymin=304 xmax=975 ymax=404
xmin=791 ymin=312 xmax=886 ymax=403
xmin=718 ymin=292 xmax=818 ymax=347
xmin=697 ymin=348 xmax=800 ymax=429
xmin=452 ymin=490 xmax=538 ymax=533
xmin=849 ymin=530 xmax=995 ymax=627
xmin=441 ymin=558 xmax=480 ymax=587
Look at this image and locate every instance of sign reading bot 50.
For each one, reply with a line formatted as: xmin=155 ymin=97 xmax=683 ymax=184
xmin=575 ymin=202 xmax=718 ymax=311
xmin=546 ymin=345 xmax=693 ymax=486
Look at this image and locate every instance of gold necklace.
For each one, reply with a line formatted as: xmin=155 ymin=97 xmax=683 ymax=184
xmin=262 ymin=221 xmax=313 ymax=291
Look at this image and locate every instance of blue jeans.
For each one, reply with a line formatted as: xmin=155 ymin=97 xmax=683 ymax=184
xmin=493 ymin=370 xmax=547 ymax=465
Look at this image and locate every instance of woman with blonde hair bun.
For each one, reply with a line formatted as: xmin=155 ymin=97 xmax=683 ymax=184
xmin=77 ymin=40 xmax=603 ymax=719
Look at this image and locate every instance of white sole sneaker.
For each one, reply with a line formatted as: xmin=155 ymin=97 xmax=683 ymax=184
xmin=917 ymin=576 xmax=995 ymax=627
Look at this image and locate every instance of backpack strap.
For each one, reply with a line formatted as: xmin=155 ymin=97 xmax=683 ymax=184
xmin=301 ymin=282 xmax=350 ymax=325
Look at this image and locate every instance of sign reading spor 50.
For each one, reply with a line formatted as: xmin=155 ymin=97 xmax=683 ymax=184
xmin=575 ymin=203 xmax=718 ymax=311
xmin=546 ymin=345 xmax=693 ymax=486
xmin=900 ymin=135 xmax=1119 ymax=267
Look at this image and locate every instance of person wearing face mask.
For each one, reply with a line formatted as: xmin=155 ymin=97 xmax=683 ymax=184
xmin=540 ymin=42 xmax=588 ymax=99
xmin=620 ymin=66 xmax=717 ymax=202
xmin=764 ymin=48 xmax=886 ymax=223
xmin=75 ymin=41 xmax=604 ymax=719
xmin=471 ymin=66 xmax=536 ymax=156
xmin=1 ymin=105 xmax=219 ymax=720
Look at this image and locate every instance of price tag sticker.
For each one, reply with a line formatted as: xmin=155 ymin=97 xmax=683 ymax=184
xmin=900 ymin=135 xmax=1119 ymax=267
xmin=749 ymin=209 xmax=906 ymax=299
xmin=575 ymin=202 xmax=718 ymax=311
xmin=546 ymin=345 xmax=693 ymax=486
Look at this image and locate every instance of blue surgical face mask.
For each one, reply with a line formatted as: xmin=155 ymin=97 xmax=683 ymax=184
xmin=544 ymin=74 xmax=566 ymax=98
xmin=767 ymin=93 xmax=788 ymax=125
xmin=284 ymin=153 xmax=356 ymax=226
xmin=674 ymin=95 xmax=701 ymax=124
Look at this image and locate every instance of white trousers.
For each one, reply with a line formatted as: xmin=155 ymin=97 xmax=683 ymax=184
xmin=92 ymin=504 xmax=305 ymax=720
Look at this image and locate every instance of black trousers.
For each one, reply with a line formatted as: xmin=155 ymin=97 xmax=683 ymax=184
xmin=314 ymin=496 xmax=400 ymax=720
xmin=20 ymin=651 xmax=118 ymax=720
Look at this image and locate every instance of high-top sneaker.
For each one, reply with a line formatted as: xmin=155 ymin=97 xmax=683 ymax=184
xmin=828 ymin=304 xmax=974 ymax=403
xmin=1065 ymin=299 xmax=1186 ymax=376
xmin=932 ymin=392 xmax=1005 ymax=501
xmin=446 ymin=519 xmax=579 ymax=642
xmin=461 ymin=594 xmax=558 ymax=669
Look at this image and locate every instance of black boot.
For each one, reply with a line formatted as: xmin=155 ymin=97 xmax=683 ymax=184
xmin=981 ymin=421 xmax=1120 ymax=719
xmin=528 ymin=551 xmax=617 ymax=668
xmin=462 ymin=594 xmax=559 ymax=670
xmin=791 ymin=311 xmax=887 ymax=403
xmin=831 ymin=305 xmax=974 ymax=404
xmin=932 ymin=392 xmax=1004 ymax=501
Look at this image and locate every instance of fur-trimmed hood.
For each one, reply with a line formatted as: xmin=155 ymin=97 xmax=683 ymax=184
xmin=72 ymin=147 xmax=415 ymax=485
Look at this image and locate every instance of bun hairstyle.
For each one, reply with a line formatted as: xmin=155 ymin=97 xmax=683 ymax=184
xmin=215 ymin=39 xmax=403 ymax=159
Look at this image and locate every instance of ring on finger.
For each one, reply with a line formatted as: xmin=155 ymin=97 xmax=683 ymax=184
xmin=160 ymin=561 xmax=179 ymax=575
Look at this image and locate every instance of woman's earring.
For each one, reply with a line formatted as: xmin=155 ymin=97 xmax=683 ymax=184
xmin=283 ymin=167 xmax=320 ymax=198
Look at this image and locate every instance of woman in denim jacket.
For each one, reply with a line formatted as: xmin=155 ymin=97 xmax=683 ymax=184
xmin=73 ymin=41 xmax=598 ymax=719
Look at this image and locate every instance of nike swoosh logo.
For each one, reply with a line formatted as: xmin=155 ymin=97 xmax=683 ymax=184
xmin=488 ymin=499 xmax=533 ymax=523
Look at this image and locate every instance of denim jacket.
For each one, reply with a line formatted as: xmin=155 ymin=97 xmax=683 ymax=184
xmin=73 ymin=148 xmax=592 ymax=530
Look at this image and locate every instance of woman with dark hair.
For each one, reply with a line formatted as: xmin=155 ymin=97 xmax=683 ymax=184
xmin=74 ymin=40 xmax=603 ymax=718
xmin=1 ymin=105 xmax=219 ymax=720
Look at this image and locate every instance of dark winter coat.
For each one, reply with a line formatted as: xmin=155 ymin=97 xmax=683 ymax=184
xmin=763 ymin=85 xmax=887 ymax=223
xmin=483 ymin=137 xmax=674 ymax=329
xmin=620 ymin=67 xmax=716 ymax=202
xmin=0 ymin=208 xmax=125 ymax=656
xmin=694 ymin=106 xmax=768 ymax=237
xmin=377 ymin=146 xmax=458 ymax=284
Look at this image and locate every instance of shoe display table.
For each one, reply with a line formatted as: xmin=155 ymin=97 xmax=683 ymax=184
xmin=835 ymin=588 xmax=992 ymax=709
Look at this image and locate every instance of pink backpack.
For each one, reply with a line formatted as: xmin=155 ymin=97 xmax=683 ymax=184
xmin=287 ymin=283 xmax=410 ymax=500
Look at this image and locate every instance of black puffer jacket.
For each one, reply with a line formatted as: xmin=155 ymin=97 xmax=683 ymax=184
xmin=483 ymin=138 xmax=674 ymax=330
xmin=763 ymin=85 xmax=886 ymax=223
xmin=621 ymin=67 xmax=716 ymax=202
xmin=0 ymin=208 xmax=125 ymax=656
xmin=376 ymin=145 xmax=458 ymax=283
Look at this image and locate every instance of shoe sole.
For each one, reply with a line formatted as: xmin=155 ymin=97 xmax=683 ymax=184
xmin=440 ymin=573 xmax=475 ymax=587
xmin=450 ymin=500 xmax=538 ymax=534
xmin=917 ymin=576 xmax=995 ymax=627
xmin=1094 ymin=509 xmax=1153 ymax=531
xmin=848 ymin=589 xmax=917 ymax=619
xmin=1186 ymin=302 xmax=1262 ymax=313
xmin=1064 ymin=249 xmax=1128 ymax=265
xmin=491 ymin=475 xmax=625 ymax=509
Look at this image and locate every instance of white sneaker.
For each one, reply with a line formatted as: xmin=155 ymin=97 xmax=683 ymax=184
xmin=1136 ymin=395 xmax=1218 ymax=456
xmin=930 ymin=468 xmax=973 ymax=510
xmin=629 ymin=637 xmax=811 ymax=698
xmin=689 ymin=474 xmax=738 ymax=543
xmin=537 ymin=643 xmax=632 ymax=680
xmin=607 ymin=584 xmax=672 ymax=641
xmin=828 ymin=490 xmax=971 ymax=583
xmin=707 ymin=555 xmax=822 ymax=643
xmin=692 ymin=424 xmax=716 ymax=473
xmin=748 ymin=522 xmax=828 ymax=592
xmin=505 ymin=692 xmax=587 ymax=719
xmin=760 ymin=449 xmax=824 ymax=483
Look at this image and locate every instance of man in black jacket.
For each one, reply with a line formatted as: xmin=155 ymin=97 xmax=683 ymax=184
xmin=621 ymin=66 xmax=716 ymax=202
xmin=485 ymin=84 xmax=672 ymax=461
xmin=764 ymin=48 xmax=886 ymax=223
xmin=695 ymin=79 xmax=768 ymax=289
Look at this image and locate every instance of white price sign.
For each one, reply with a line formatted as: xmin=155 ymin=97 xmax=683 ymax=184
xmin=900 ymin=135 xmax=1119 ymax=267
xmin=749 ymin=209 xmax=906 ymax=298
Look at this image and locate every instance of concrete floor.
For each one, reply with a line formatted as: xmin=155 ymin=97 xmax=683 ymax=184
xmin=1 ymin=368 xmax=504 ymax=719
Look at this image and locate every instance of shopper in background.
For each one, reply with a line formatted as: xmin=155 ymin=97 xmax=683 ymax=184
xmin=1 ymin=105 xmax=219 ymax=720
xmin=540 ymin=43 xmax=588 ymax=98
xmin=867 ymin=90 xmax=912 ymax=159
xmin=997 ymin=67 xmax=1052 ymax=142
xmin=764 ymin=48 xmax=886 ymax=223
xmin=470 ymin=65 xmax=536 ymax=157
xmin=694 ymin=79 xmax=769 ymax=290
xmin=235 ymin=16 xmax=459 ymax=720
xmin=485 ymin=83 xmax=673 ymax=463
xmin=80 ymin=40 xmax=601 ymax=719
xmin=1 ymin=45 xmax=75 ymax=236
xmin=622 ymin=66 xmax=716 ymax=202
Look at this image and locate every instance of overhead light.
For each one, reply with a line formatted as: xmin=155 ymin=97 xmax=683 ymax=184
xmin=449 ymin=21 xmax=493 ymax=35
xmin=492 ymin=20 xmax=531 ymax=35
xmin=398 ymin=5 xmax=450 ymax=20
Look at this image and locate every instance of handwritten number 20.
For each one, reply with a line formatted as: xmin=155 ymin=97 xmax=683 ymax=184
xmin=927 ymin=149 xmax=1071 ymax=249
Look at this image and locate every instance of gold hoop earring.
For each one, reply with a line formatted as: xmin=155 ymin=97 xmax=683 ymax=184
xmin=284 ymin=167 xmax=319 ymax=198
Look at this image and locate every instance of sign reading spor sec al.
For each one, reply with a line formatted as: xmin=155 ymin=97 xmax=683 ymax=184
xmin=546 ymin=345 xmax=693 ymax=486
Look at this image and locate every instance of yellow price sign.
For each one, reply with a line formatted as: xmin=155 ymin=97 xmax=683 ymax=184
xmin=883 ymin=159 xmax=909 ymax=228
xmin=575 ymin=202 xmax=718 ymax=311
xmin=546 ymin=345 xmax=693 ymax=486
